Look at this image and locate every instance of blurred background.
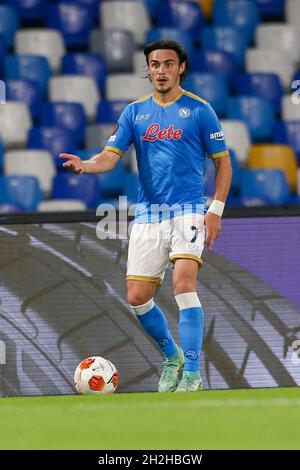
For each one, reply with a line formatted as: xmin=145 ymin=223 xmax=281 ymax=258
xmin=0 ymin=0 xmax=300 ymax=213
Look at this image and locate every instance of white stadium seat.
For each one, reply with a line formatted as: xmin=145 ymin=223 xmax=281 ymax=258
xmin=282 ymin=95 xmax=300 ymax=120
xmin=220 ymin=120 xmax=251 ymax=165
xmin=286 ymin=0 xmax=300 ymax=31
xmin=100 ymin=1 xmax=151 ymax=46
xmin=38 ymin=200 xmax=87 ymax=212
xmin=0 ymin=102 xmax=32 ymax=149
xmin=134 ymin=51 xmax=147 ymax=75
xmin=246 ymin=48 xmax=295 ymax=90
xmin=4 ymin=150 xmax=56 ymax=195
xmin=106 ymin=74 xmax=152 ymax=101
xmin=49 ymin=75 xmax=100 ymax=121
xmin=256 ymin=24 xmax=300 ymax=64
xmin=15 ymin=29 xmax=66 ymax=72
xmin=85 ymin=124 xmax=114 ymax=150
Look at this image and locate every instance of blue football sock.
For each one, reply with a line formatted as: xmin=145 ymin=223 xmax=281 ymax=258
xmin=176 ymin=293 xmax=204 ymax=373
xmin=131 ymin=300 xmax=178 ymax=358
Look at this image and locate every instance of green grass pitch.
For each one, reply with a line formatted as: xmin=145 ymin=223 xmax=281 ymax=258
xmin=1 ymin=387 xmax=299 ymax=449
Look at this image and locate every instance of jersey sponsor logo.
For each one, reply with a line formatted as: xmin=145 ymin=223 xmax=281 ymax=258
xmin=135 ymin=114 xmax=150 ymax=120
xmin=178 ymin=107 xmax=191 ymax=118
xmin=210 ymin=130 xmax=224 ymax=141
xmin=108 ymin=135 xmax=116 ymax=143
xmin=142 ymin=123 xmax=183 ymax=141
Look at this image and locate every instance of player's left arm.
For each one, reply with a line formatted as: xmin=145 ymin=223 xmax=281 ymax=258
xmin=199 ymin=103 xmax=232 ymax=249
xmin=204 ymin=154 xmax=232 ymax=249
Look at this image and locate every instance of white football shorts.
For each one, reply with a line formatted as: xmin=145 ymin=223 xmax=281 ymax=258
xmin=126 ymin=213 xmax=205 ymax=285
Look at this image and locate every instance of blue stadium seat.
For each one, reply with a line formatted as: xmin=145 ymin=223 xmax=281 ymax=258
xmin=255 ymin=0 xmax=284 ymax=19
xmin=52 ymin=173 xmax=101 ymax=208
xmin=5 ymin=55 xmax=51 ymax=95
xmin=122 ymin=172 xmax=139 ymax=204
xmin=213 ymin=0 xmax=260 ymax=44
xmin=0 ymin=42 xmax=5 ymax=70
xmin=227 ymin=96 xmax=275 ymax=142
xmin=62 ymin=0 xmax=100 ymax=19
xmin=240 ymin=196 xmax=271 ymax=207
xmin=201 ymin=27 xmax=248 ymax=66
xmin=234 ymin=73 xmax=283 ymax=114
xmin=147 ymin=28 xmax=194 ymax=58
xmin=293 ymin=70 xmax=300 ymax=82
xmin=28 ymin=126 xmax=77 ymax=170
xmin=205 ymin=149 xmax=241 ymax=197
xmin=158 ymin=1 xmax=204 ymax=36
xmin=97 ymin=161 xmax=125 ymax=198
xmin=0 ymin=6 xmax=19 ymax=47
xmin=90 ymin=30 xmax=135 ymax=74
xmin=144 ymin=0 xmax=160 ymax=21
xmin=241 ymin=169 xmax=290 ymax=205
xmin=0 ymin=175 xmax=43 ymax=211
xmin=228 ymin=148 xmax=241 ymax=194
xmin=46 ymin=3 xmax=94 ymax=47
xmin=190 ymin=50 xmax=238 ymax=88
xmin=61 ymin=53 xmax=107 ymax=97
xmin=184 ymin=73 xmax=228 ymax=116
xmin=273 ymin=121 xmax=300 ymax=163
xmin=97 ymin=100 xmax=130 ymax=124
xmin=0 ymin=202 xmax=24 ymax=213
xmin=6 ymin=0 xmax=48 ymax=21
xmin=39 ymin=102 xmax=87 ymax=145
xmin=6 ymin=79 xmax=42 ymax=118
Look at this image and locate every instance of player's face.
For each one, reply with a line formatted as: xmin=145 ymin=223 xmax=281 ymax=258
xmin=148 ymin=49 xmax=185 ymax=94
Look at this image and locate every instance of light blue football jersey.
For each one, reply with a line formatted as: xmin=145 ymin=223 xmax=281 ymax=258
xmin=105 ymin=89 xmax=229 ymax=223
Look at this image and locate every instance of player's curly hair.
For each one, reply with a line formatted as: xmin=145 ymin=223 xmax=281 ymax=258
xmin=143 ymin=40 xmax=189 ymax=83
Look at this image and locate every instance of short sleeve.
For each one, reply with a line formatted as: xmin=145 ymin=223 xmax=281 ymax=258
xmin=104 ymin=106 xmax=133 ymax=156
xmin=200 ymin=103 xmax=229 ymax=159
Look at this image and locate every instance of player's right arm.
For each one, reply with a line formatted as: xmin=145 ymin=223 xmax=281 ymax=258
xmin=59 ymin=149 xmax=120 ymax=175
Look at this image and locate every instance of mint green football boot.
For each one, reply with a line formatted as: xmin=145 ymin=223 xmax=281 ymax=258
xmin=158 ymin=347 xmax=185 ymax=393
xmin=175 ymin=371 xmax=203 ymax=393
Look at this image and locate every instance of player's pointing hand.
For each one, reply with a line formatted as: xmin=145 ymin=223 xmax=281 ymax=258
xmin=59 ymin=153 xmax=84 ymax=174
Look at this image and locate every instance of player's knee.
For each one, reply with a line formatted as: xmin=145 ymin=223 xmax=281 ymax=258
xmin=173 ymin=279 xmax=196 ymax=296
xmin=127 ymin=292 xmax=152 ymax=307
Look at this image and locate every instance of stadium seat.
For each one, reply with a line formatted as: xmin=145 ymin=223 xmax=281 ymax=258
xmin=134 ymin=51 xmax=147 ymax=75
xmin=221 ymin=120 xmax=251 ymax=165
xmin=146 ymin=28 xmax=194 ymax=58
xmin=97 ymin=101 xmax=130 ymax=124
xmin=241 ymin=169 xmax=290 ymax=205
xmin=97 ymin=161 xmax=125 ymax=198
xmin=190 ymin=50 xmax=238 ymax=88
xmin=37 ymin=199 xmax=87 ymax=212
xmin=293 ymin=70 xmax=300 ymax=82
xmin=90 ymin=30 xmax=134 ymax=74
xmin=213 ymin=0 xmax=260 ymax=44
xmin=199 ymin=0 xmax=214 ymax=18
xmin=85 ymin=124 xmax=114 ymax=150
xmin=246 ymin=49 xmax=294 ymax=90
xmin=247 ymin=144 xmax=297 ymax=192
xmin=255 ymin=0 xmax=284 ymax=19
xmin=15 ymin=29 xmax=66 ymax=73
xmin=256 ymin=24 xmax=299 ymax=64
xmin=61 ymin=53 xmax=107 ymax=97
xmin=286 ymin=0 xmax=300 ymax=31
xmin=0 ymin=202 xmax=24 ymax=213
xmin=227 ymin=96 xmax=275 ymax=142
xmin=66 ymin=0 xmax=100 ymax=19
xmin=39 ymin=102 xmax=87 ymax=145
xmin=100 ymin=1 xmax=151 ymax=46
xmin=52 ymin=173 xmax=101 ymax=208
xmin=106 ymin=74 xmax=152 ymax=101
xmin=28 ymin=126 xmax=77 ymax=169
xmin=201 ymin=27 xmax=248 ymax=66
xmin=49 ymin=75 xmax=100 ymax=121
xmin=298 ymin=168 xmax=300 ymax=197
xmin=122 ymin=172 xmax=139 ymax=204
xmin=0 ymin=6 xmax=19 ymax=47
xmin=282 ymin=95 xmax=300 ymax=121
xmin=46 ymin=3 xmax=94 ymax=47
xmin=6 ymin=0 xmax=47 ymax=21
xmin=158 ymin=1 xmax=204 ymax=36
xmin=4 ymin=149 xmax=56 ymax=195
xmin=273 ymin=121 xmax=300 ymax=162
xmin=0 ymin=140 xmax=4 ymax=172
xmin=234 ymin=73 xmax=283 ymax=113
xmin=6 ymin=78 xmax=42 ymax=119
xmin=184 ymin=73 xmax=228 ymax=116
xmin=0 ymin=175 xmax=42 ymax=211
xmin=5 ymin=55 xmax=52 ymax=95
xmin=0 ymin=102 xmax=32 ymax=149
xmin=144 ymin=0 xmax=161 ymax=21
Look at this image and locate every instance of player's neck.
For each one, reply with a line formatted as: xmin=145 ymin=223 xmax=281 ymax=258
xmin=154 ymin=86 xmax=182 ymax=105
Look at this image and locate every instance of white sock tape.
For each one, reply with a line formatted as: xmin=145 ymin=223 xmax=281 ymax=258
xmin=175 ymin=292 xmax=201 ymax=310
xmin=207 ymin=199 xmax=225 ymax=217
xmin=129 ymin=298 xmax=154 ymax=316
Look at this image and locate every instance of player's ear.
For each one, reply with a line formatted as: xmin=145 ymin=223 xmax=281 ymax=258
xmin=179 ymin=61 xmax=186 ymax=75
